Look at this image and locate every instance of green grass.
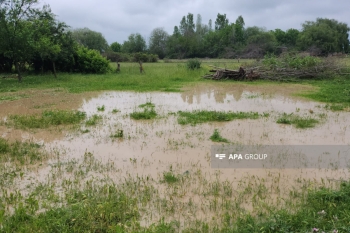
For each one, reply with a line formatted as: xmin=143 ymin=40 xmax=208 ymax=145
xmin=7 ymin=110 xmax=86 ymax=129
xmin=0 ymin=62 xmax=209 ymax=93
xmin=1 ymin=185 xmax=140 ymax=233
xmin=130 ymin=102 xmax=158 ymax=120
xmin=110 ymin=129 xmax=123 ymax=138
xmin=299 ymin=76 xmax=350 ymax=110
xmin=97 ymin=105 xmax=105 ymax=111
xmin=0 ymin=94 xmax=27 ymax=102
xmin=139 ymin=101 xmax=155 ymax=108
xmin=0 ymin=138 xmax=45 ymax=164
xmin=161 ymin=171 xmax=180 ymax=184
xmin=209 ymin=129 xmax=229 ymax=143
xmin=85 ymin=114 xmax=102 ymax=126
xmin=276 ymin=113 xmax=319 ymax=128
xmin=130 ymin=108 xmax=157 ymax=120
xmin=177 ymin=110 xmax=261 ymax=125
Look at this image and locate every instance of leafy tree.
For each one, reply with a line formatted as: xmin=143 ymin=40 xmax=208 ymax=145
xmin=215 ymin=13 xmax=229 ymax=31
xmin=110 ymin=42 xmax=121 ymax=52
xmin=244 ymin=26 xmax=277 ymax=56
xmin=72 ymin=28 xmax=109 ymax=53
xmin=297 ymin=18 xmax=350 ymax=54
xmin=121 ymin=33 xmax=146 ymax=53
xmin=234 ymin=15 xmax=245 ymax=44
xmin=32 ymin=5 xmax=67 ymax=77
xmin=0 ymin=0 xmax=40 ymax=81
xmin=179 ymin=13 xmax=195 ymax=36
xmin=285 ymin=29 xmax=299 ymax=47
xmin=273 ymin=29 xmax=286 ymax=45
xmin=149 ymin=27 xmax=169 ymax=59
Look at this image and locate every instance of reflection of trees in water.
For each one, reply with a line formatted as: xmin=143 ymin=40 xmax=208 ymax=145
xmin=180 ymin=85 xmax=245 ymax=104
xmin=231 ymin=88 xmax=244 ymax=101
xmin=214 ymin=90 xmax=225 ymax=103
xmin=181 ymin=86 xmax=204 ymax=104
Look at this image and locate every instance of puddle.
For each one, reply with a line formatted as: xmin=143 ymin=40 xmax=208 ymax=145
xmin=1 ymin=83 xmax=350 ymax=226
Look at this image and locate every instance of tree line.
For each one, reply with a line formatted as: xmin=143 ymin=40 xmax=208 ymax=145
xmin=115 ymin=13 xmax=349 ymax=59
xmin=1 ymin=0 xmax=350 ymax=80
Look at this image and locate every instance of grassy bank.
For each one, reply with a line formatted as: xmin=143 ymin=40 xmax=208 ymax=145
xmin=1 ymin=59 xmax=350 ymax=109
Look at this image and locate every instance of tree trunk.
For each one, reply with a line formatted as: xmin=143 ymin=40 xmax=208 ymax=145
xmin=52 ymin=61 xmax=57 ymax=78
xmin=15 ymin=61 xmax=22 ymax=83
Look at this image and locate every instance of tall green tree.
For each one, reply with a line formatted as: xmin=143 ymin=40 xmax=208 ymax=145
xmin=149 ymin=27 xmax=169 ymax=59
xmin=234 ymin=15 xmax=245 ymax=44
xmin=215 ymin=13 xmax=229 ymax=31
xmin=110 ymin=41 xmax=121 ymax=52
xmin=72 ymin=28 xmax=109 ymax=53
xmin=0 ymin=0 xmax=40 ymax=81
xmin=285 ymin=29 xmax=299 ymax=47
xmin=179 ymin=13 xmax=195 ymax=36
xmin=273 ymin=29 xmax=286 ymax=45
xmin=297 ymin=18 xmax=350 ymax=54
xmin=121 ymin=33 xmax=146 ymax=53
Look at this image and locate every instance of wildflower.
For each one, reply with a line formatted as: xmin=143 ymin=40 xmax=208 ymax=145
xmin=333 ymin=230 xmax=338 ymax=233
xmin=312 ymin=228 xmax=319 ymax=232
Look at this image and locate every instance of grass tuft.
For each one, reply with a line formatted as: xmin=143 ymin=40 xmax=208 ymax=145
xmin=276 ymin=113 xmax=319 ymax=128
xmin=97 ymin=105 xmax=105 ymax=111
xmin=210 ymin=129 xmax=229 ymax=143
xmin=130 ymin=102 xmax=157 ymax=120
xmin=8 ymin=110 xmax=86 ymax=129
xmin=85 ymin=114 xmax=102 ymax=126
xmin=177 ymin=110 xmax=260 ymax=125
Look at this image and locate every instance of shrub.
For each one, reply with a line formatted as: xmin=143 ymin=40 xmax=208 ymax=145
xmin=186 ymin=58 xmax=201 ymax=70
xmin=76 ymin=46 xmax=111 ymax=73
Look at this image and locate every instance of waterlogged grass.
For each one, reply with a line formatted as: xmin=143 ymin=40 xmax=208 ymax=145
xmin=277 ymin=113 xmax=319 ymax=128
xmin=130 ymin=108 xmax=157 ymax=120
xmin=1 ymin=148 xmax=350 ymax=232
xmin=177 ymin=110 xmax=261 ymax=125
xmin=97 ymin=105 xmax=105 ymax=111
xmin=139 ymin=101 xmax=155 ymax=108
xmin=161 ymin=171 xmax=180 ymax=184
xmin=7 ymin=110 xmax=86 ymax=129
xmin=210 ymin=129 xmax=229 ymax=143
xmin=85 ymin=114 xmax=102 ymax=126
xmin=130 ymin=102 xmax=157 ymax=120
xmin=0 ymin=138 xmax=45 ymax=164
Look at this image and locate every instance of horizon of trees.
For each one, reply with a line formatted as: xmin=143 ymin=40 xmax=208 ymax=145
xmin=110 ymin=13 xmax=350 ymax=59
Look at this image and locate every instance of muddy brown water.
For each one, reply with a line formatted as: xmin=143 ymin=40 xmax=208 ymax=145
xmin=1 ymin=83 xmax=350 ymax=224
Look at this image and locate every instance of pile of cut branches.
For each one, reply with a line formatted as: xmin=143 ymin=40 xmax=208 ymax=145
xmin=202 ymin=66 xmax=260 ymax=81
xmin=203 ymin=55 xmax=349 ymax=82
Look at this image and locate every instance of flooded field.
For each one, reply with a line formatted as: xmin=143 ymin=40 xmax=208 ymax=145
xmin=1 ymin=82 xmax=350 ymax=231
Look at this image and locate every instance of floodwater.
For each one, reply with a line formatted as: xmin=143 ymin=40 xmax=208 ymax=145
xmin=1 ymin=83 xmax=350 ymax=225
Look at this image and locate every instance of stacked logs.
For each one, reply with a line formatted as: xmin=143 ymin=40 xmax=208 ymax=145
xmin=203 ymin=65 xmax=260 ymax=81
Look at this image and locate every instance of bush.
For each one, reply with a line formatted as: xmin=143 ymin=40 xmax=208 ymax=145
xmin=263 ymin=53 xmax=322 ymax=70
xmin=76 ymin=46 xmax=111 ymax=73
xmin=186 ymin=58 xmax=201 ymax=70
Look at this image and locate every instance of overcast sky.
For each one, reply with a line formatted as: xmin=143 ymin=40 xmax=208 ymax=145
xmin=40 ymin=0 xmax=350 ymax=45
